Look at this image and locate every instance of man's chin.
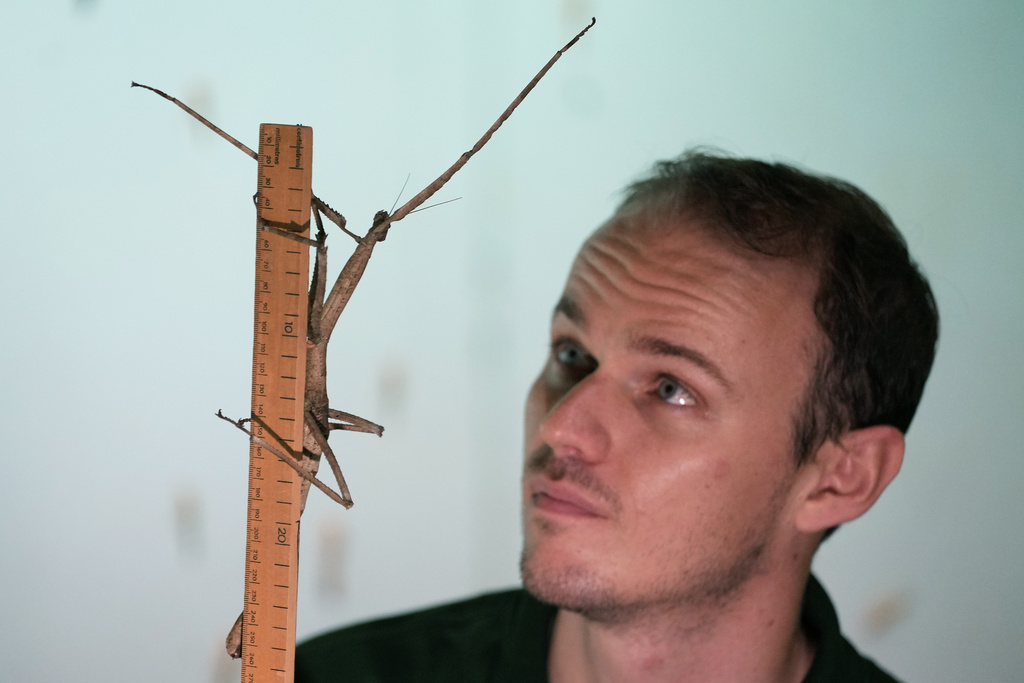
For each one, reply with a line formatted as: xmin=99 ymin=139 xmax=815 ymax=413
xmin=520 ymin=551 xmax=624 ymax=621
xmin=519 ymin=543 xmax=765 ymax=625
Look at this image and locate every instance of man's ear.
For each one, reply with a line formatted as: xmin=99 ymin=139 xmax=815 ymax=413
xmin=794 ymin=425 xmax=905 ymax=534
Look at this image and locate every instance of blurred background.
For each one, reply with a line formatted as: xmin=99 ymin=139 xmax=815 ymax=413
xmin=1 ymin=1 xmax=1022 ymax=681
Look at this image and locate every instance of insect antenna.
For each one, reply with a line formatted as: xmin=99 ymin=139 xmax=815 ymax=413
xmin=408 ymin=196 xmax=463 ymax=215
xmin=390 ymin=173 xmax=411 ymax=214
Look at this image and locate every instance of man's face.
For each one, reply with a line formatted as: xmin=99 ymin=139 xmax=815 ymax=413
xmin=520 ymin=215 xmax=822 ymax=620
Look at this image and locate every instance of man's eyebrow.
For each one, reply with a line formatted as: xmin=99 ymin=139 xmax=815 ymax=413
xmin=553 ymin=295 xmax=586 ymax=327
xmin=629 ymin=334 xmax=733 ymax=393
xmin=553 ymin=296 xmax=731 ymax=392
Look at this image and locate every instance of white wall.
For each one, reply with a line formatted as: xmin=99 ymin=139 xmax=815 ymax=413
xmin=1 ymin=1 xmax=1021 ymax=681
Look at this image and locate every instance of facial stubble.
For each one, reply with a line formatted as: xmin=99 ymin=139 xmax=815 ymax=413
xmin=520 ymin=445 xmax=790 ymax=625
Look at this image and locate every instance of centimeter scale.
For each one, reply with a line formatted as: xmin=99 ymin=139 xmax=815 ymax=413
xmin=241 ymin=123 xmax=313 ymax=683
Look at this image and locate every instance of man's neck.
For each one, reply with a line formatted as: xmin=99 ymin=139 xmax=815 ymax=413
xmin=547 ymin=571 xmax=816 ymax=683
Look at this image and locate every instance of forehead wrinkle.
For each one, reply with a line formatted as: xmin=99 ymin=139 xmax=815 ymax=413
xmin=576 ymin=232 xmax=696 ymax=304
xmin=578 ymin=227 xmax=757 ymax=325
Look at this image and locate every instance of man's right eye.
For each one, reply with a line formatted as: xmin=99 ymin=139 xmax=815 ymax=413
xmin=551 ymin=338 xmax=597 ymax=378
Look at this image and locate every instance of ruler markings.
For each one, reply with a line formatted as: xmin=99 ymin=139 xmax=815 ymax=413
xmin=240 ymin=123 xmax=312 ymax=683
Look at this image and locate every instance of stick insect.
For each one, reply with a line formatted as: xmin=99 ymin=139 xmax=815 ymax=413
xmin=134 ymin=18 xmax=595 ymax=658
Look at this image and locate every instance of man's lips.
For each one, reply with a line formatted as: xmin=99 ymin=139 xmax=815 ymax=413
xmin=528 ymin=480 xmax=607 ymax=518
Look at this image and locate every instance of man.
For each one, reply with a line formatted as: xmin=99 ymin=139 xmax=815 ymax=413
xmin=296 ymin=150 xmax=938 ymax=682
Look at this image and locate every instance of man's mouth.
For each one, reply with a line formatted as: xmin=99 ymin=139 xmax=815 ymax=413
xmin=529 ymin=481 xmax=606 ymax=518
xmin=524 ymin=444 xmax=621 ymax=519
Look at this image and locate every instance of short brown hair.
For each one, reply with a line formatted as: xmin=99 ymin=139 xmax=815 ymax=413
xmin=617 ymin=150 xmax=939 ymax=463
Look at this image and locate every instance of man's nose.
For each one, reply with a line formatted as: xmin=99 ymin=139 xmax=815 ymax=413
xmin=538 ymin=372 xmax=614 ymax=464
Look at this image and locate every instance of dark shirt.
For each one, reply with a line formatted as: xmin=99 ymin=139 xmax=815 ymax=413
xmin=296 ymin=575 xmax=900 ymax=682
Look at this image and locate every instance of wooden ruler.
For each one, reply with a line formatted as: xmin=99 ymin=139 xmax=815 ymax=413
xmin=241 ymin=123 xmax=313 ymax=683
